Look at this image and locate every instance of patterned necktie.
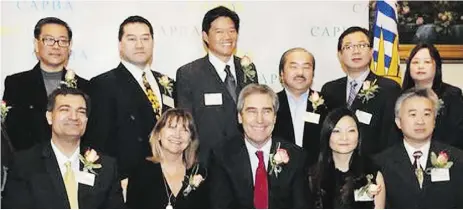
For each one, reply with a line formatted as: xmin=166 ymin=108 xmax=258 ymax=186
xmin=347 ymin=80 xmax=358 ymax=108
xmin=413 ymin=151 xmax=424 ymax=188
xmin=142 ymin=72 xmax=161 ymax=120
xmin=254 ymin=151 xmax=268 ymax=209
xmin=224 ymin=65 xmax=237 ymax=103
xmin=64 ymin=161 xmax=78 ymax=209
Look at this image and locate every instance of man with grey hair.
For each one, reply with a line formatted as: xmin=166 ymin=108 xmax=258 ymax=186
xmin=209 ymin=84 xmax=312 ymax=208
xmin=375 ymin=88 xmax=463 ymax=208
xmin=273 ymin=47 xmax=328 ymax=167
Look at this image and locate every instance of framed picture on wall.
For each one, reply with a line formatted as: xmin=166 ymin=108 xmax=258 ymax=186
xmin=369 ymin=1 xmax=463 ymax=61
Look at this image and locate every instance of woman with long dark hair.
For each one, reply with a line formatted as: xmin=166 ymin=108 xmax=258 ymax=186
xmin=309 ymin=107 xmax=385 ymax=208
xmin=401 ymin=43 xmax=463 ymax=149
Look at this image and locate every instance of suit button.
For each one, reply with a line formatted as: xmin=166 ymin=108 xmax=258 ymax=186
xmin=137 ymin=137 xmax=143 ymax=142
xmin=130 ymin=115 xmax=135 ymax=120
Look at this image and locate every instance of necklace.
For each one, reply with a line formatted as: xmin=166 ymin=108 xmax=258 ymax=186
xmin=162 ymin=175 xmax=174 ymax=209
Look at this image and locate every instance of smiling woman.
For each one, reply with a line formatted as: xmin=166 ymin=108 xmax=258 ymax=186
xmin=126 ymin=109 xmax=209 ymax=209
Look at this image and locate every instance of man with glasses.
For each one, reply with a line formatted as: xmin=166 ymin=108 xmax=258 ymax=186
xmin=2 ymin=17 xmax=89 ymax=151
xmin=321 ymin=26 xmax=400 ymax=156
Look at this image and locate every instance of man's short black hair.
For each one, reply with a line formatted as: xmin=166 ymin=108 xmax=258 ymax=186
xmin=34 ymin=17 xmax=72 ymax=40
xmin=47 ymin=87 xmax=91 ymax=116
xmin=118 ymin=15 xmax=154 ymax=41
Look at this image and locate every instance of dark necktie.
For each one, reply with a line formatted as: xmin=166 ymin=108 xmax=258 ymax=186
xmin=224 ymin=65 xmax=237 ymax=103
xmin=413 ymin=150 xmax=424 ymax=188
xmin=254 ymin=151 xmax=268 ymax=209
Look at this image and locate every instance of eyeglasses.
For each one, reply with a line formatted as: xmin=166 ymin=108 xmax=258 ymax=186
xmin=341 ymin=43 xmax=371 ymax=51
xmin=41 ymin=37 xmax=70 ymax=47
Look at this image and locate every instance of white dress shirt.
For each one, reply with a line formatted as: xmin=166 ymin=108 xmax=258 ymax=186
xmin=208 ymin=53 xmax=236 ymax=84
xmin=122 ymin=60 xmax=163 ymax=110
xmin=403 ymin=140 xmax=431 ymax=169
xmin=244 ymin=138 xmax=272 ymax=185
xmin=51 ymin=140 xmax=80 ymax=190
xmin=346 ymin=69 xmax=370 ymax=102
xmin=285 ymin=88 xmax=310 ymax=147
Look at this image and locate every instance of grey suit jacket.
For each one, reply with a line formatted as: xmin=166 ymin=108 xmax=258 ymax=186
xmin=175 ymin=55 xmax=258 ymax=165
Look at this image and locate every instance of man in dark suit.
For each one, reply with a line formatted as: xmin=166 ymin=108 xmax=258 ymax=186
xmin=85 ymin=16 xmax=175 ymax=183
xmin=209 ymin=84 xmax=312 ymax=209
xmin=2 ymin=87 xmax=124 ymax=208
xmin=3 ymin=17 xmax=89 ymax=152
xmin=321 ymin=26 xmax=400 ymax=156
xmin=273 ymin=48 xmax=328 ymax=167
xmin=176 ymin=6 xmax=258 ymax=166
xmin=375 ymin=88 xmax=463 ymax=208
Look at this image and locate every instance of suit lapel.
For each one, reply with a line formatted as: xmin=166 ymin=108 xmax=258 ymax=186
xmin=391 ymin=144 xmax=422 ymax=192
xmin=234 ymin=56 xmax=245 ymax=92
xmin=78 ymin=148 xmax=94 ymax=209
xmin=31 ymin=63 xmax=50 ymax=110
xmin=151 ymin=70 xmax=175 ymax=111
xmin=42 ymin=142 xmax=71 ymax=208
xmin=276 ymin=91 xmax=296 ymax=144
xmin=228 ymin=138 xmax=254 ymax=207
xmin=351 ymin=72 xmax=376 ymax=110
xmin=335 ymin=77 xmax=348 ymax=107
xmin=203 ymin=55 xmax=238 ymax=104
xmin=267 ymin=140 xmax=278 ymax=208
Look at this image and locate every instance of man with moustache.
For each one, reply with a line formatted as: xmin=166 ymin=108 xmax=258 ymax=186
xmin=375 ymin=88 xmax=463 ymax=208
xmin=176 ymin=6 xmax=258 ymax=166
xmin=273 ymin=48 xmax=328 ymax=167
xmin=321 ymin=26 xmax=401 ymax=156
xmin=209 ymin=84 xmax=312 ymax=209
xmin=2 ymin=88 xmax=124 ymax=208
xmin=3 ymin=17 xmax=89 ymax=151
xmin=85 ymin=15 xmax=175 ymax=181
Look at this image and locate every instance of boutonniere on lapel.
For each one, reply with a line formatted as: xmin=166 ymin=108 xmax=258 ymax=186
xmin=308 ymin=91 xmax=325 ymax=112
xmin=426 ymin=151 xmax=453 ymax=182
xmin=183 ymin=164 xmax=205 ymax=196
xmin=429 ymin=151 xmax=453 ymax=169
xmin=437 ymin=98 xmax=445 ymax=114
xmin=61 ymin=69 xmax=78 ymax=88
xmin=159 ymin=75 xmax=174 ymax=96
xmin=269 ymin=142 xmax=289 ymax=178
xmin=357 ymin=79 xmax=379 ymax=103
xmin=356 ymin=174 xmax=380 ymax=199
xmin=79 ymin=148 xmax=102 ymax=175
xmin=240 ymin=55 xmax=257 ymax=83
xmin=1 ymin=100 xmax=12 ymax=123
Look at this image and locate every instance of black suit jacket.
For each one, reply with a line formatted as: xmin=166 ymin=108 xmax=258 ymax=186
xmin=374 ymin=141 xmax=463 ymax=208
xmin=208 ymin=135 xmax=312 ymax=209
xmin=273 ymin=89 xmax=328 ymax=167
xmin=84 ymin=63 xmax=175 ymax=179
xmin=2 ymin=62 xmax=89 ymax=151
xmin=321 ymin=71 xmax=400 ymax=156
xmin=126 ymin=160 xmax=209 ymax=209
xmin=1 ymin=142 xmax=124 ymax=209
xmin=175 ymin=55 xmax=258 ymax=166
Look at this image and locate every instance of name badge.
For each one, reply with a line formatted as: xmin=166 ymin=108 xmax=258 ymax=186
xmin=356 ymin=110 xmax=372 ymax=125
xmin=303 ymin=112 xmax=320 ymax=124
xmin=354 ymin=189 xmax=374 ymax=202
xmin=76 ymin=171 xmax=95 ymax=186
xmin=204 ymin=93 xmax=223 ymax=106
xmin=431 ymin=168 xmax=450 ymax=182
xmin=162 ymin=94 xmax=175 ymax=108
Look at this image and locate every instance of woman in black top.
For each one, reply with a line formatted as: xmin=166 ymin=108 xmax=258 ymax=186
xmin=401 ymin=43 xmax=463 ymax=149
xmin=126 ymin=109 xmax=208 ymax=209
xmin=309 ymin=107 xmax=385 ymax=208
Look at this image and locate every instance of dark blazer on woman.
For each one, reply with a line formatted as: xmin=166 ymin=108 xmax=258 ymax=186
xmin=126 ymin=160 xmax=208 ymax=209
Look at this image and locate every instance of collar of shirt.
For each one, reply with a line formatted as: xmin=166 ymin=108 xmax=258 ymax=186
xmin=346 ymin=70 xmax=370 ymax=102
xmin=208 ymin=53 xmax=236 ymax=83
xmin=121 ymin=60 xmax=163 ymax=109
xmin=51 ymin=140 xmax=80 ymax=177
xmin=403 ymin=140 xmax=431 ymax=169
xmin=284 ymin=88 xmax=310 ymax=147
xmin=244 ymin=137 xmax=272 ymax=185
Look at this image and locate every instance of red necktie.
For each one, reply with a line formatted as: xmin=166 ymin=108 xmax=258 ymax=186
xmin=254 ymin=150 xmax=268 ymax=209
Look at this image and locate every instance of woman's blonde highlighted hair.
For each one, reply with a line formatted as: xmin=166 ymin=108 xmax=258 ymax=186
xmin=146 ymin=109 xmax=199 ymax=169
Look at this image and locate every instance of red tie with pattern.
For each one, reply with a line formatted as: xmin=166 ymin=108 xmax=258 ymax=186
xmin=254 ymin=150 xmax=268 ymax=209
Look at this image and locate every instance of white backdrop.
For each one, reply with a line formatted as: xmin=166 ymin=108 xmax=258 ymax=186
xmin=1 ymin=1 xmax=370 ymax=97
